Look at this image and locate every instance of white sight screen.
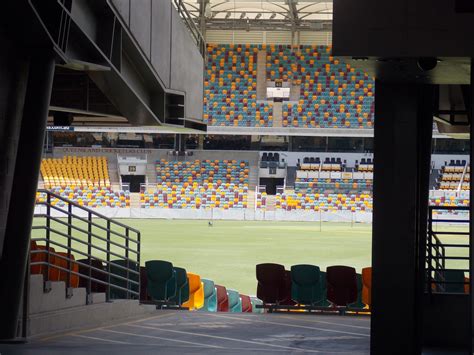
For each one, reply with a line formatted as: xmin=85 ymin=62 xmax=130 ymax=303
xmin=267 ymin=87 xmax=290 ymax=99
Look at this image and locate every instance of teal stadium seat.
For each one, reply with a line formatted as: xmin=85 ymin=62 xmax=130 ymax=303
xmin=251 ymin=297 xmax=264 ymax=313
xmin=145 ymin=260 xmax=177 ymax=302
xmin=227 ymin=289 xmax=242 ymax=312
xmin=201 ymin=278 xmax=218 ymax=312
xmin=291 ymin=264 xmax=323 ymax=305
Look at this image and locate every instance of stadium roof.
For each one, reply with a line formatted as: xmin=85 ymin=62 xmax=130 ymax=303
xmin=181 ymin=0 xmax=333 ymax=31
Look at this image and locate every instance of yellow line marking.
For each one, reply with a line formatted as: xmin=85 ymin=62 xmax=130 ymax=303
xmin=38 ymin=311 xmax=176 ymax=342
xmin=71 ymin=334 xmax=130 ymax=344
xmin=103 ymin=327 xmax=222 ymax=349
xmin=206 ymin=314 xmax=370 ymax=337
xmin=138 ymin=323 xmax=323 ymax=353
xmin=272 ymin=315 xmax=370 ymax=330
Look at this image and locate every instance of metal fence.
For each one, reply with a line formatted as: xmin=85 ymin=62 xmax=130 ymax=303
xmin=32 ymin=189 xmax=141 ymax=302
xmin=426 ymin=205 xmax=469 ymax=294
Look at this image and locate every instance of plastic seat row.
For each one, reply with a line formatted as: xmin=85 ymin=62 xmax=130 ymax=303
xmin=295 ymin=178 xmax=373 ymax=194
xmin=256 ymin=263 xmax=372 ymax=309
xmin=141 ymin=260 xmax=263 ymax=313
xmin=30 ymin=241 xmax=140 ymax=299
xmin=276 ymin=192 xmax=373 ymax=212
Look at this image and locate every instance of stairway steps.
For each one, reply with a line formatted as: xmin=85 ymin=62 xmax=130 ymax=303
xmin=30 ymin=275 xmax=87 ymax=314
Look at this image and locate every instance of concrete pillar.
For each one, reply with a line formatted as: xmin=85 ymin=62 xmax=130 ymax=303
xmin=470 ymin=60 xmax=474 ymax=353
xmin=0 ymin=51 xmax=55 ymax=340
xmin=371 ymin=82 xmax=434 ymax=355
xmin=174 ymin=134 xmax=186 ymax=153
xmin=198 ymin=135 xmax=204 ymax=150
xmin=0 ymin=38 xmax=29 ymax=258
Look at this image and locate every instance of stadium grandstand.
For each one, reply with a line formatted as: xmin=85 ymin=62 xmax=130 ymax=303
xmin=1 ymin=0 xmax=474 ymax=354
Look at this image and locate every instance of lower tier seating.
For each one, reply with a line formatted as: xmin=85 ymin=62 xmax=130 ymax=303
xmin=276 ymin=193 xmax=373 ymax=212
xmin=36 ymin=187 xmax=130 ymax=208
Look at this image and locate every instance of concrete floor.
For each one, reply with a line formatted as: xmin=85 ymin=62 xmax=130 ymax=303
xmin=0 ymin=311 xmax=370 ymax=354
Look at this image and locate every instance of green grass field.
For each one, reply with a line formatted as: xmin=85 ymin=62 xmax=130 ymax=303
xmin=32 ymin=218 xmax=469 ymax=295
xmin=133 ymin=220 xmax=372 ymax=295
xmin=33 ymin=218 xmax=372 ymax=294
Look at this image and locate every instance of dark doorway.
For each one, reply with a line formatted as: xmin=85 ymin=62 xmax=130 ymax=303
xmin=121 ymin=175 xmax=145 ymax=192
xmin=259 ymin=178 xmax=284 ymax=195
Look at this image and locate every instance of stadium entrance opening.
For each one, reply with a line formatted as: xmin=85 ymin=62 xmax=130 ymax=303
xmin=259 ymin=178 xmax=284 ymax=195
xmin=121 ymin=174 xmax=145 ymax=192
xmin=117 ymin=155 xmax=148 ymax=193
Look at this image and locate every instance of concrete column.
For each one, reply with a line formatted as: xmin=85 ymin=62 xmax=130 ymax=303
xmin=174 ymin=134 xmax=186 ymax=153
xmin=0 ymin=38 xmax=29 ymax=258
xmin=371 ymin=82 xmax=433 ymax=355
xmin=198 ymin=135 xmax=204 ymax=150
xmin=0 ymin=51 xmax=55 ymax=340
xmin=470 ymin=60 xmax=474 ymax=354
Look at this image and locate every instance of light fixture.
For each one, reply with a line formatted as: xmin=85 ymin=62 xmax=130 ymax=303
xmin=255 ymin=13 xmax=262 ymax=19
xmin=240 ymin=12 xmax=246 ymax=19
xmin=225 ymin=12 xmax=231 ymax=19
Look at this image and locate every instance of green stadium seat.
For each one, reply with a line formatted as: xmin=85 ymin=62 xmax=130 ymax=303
xmin=110 ymin=259 xmax=139 ymax=299
xmin=290 ymin=264 xmax=323 ymax=305
xmin=435 ymin=270 xmax=466 ymax=293
xmin=169 ymin=267 xmax=189 ymax=306
xmin=145 ymin=260 xmax=176 ymax=302
xmin=201 ymin=278 xmax=217 ymax=312
xmin=227 ymin=289 xmax=242 ymax=312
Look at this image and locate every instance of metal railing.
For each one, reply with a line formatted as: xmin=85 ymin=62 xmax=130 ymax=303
xmin=426 ymin=205 xmax=469 ymax=294
xmin=172 ymin=0 xmax=205 ymax=56
xmin=32 ymin=189 xmax=141 ymax=302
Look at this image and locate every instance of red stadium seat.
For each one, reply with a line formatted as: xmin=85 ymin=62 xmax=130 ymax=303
xmin=326 ymin=265 xmax=358 ymax=306
xmin=216 ymin=284 xmax=229 ymax=312
xmin=282 ymin=270 xmax=296 ymax=306
xmin=140 ymin=266 xmax=151 ymax=301
xmin=78 ymin=258 xmax=107 ymax=293
xmin=240 ymin=294 xmax=252 ymax=312
xmin=256 ymin=263 xmax=287 ymax=304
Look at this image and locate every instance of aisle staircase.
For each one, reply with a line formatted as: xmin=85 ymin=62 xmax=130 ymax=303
xmin=265 ymin=195 xmax=276 ymax=211
xmin=256 ymin=50 xmax=267 ymax=100
xmin=247 ymin=190 xmax=256 ymax=210
xmin=248 ymin=166 xmax=259 ymax=190
xmin=130 ymin=193 xmax=141 ymax=208
xmin=272 ymin=102 xmax=283 ymax=128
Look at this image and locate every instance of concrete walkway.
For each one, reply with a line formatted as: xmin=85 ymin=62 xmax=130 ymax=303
xmin=1 ymin=311 xmax=370 ymax=354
